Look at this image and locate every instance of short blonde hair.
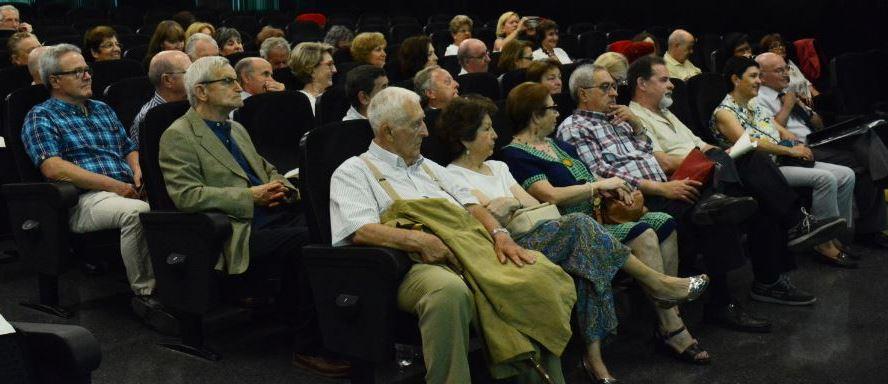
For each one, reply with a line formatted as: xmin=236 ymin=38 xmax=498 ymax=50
xmin=495 ymin=12 xmax=518 ymax=37
xmin=289 ymin=42 xmax=334 ymax=83
xmin=593 ymin=52 xmax=629 ymax=81
xmin=449 ymin=15 xmax=473 ymax=34
xmin=185 ymin=22 xmax=215 ymax=40
xmin=350 ymin=32 xmax=386 ymax=65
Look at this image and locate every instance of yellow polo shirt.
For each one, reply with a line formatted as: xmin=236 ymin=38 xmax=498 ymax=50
xmin=664 ymin=52 xmax=702 ymax=81
xmin=630 ymin=101 xmax=706 ymax=158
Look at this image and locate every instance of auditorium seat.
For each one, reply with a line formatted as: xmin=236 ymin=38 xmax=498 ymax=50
xmin=668 ymin=77 xmax=695 ymax=131
xmin=830 ymin=51 xmax=877 ymax=115
xmin=235 ymin=91 xmax=316 ymax=173
xmin=123 ymin=44 xmax=148 ymax=63
xmin=686 ymin=72 xmax=726 ymax=144
xmin=272 ymin=67 xmax=303 ymax=90
xmin=500 ymin=69 xmax=527 ymax=99
xmin=315 ymin=85 xmax=350 ymax=126
xmin=89 ymin=59 xmax=145 ymax=101
xmin=456 ymin=72 xmax=500 ymax=100
xmin=0 ymin=322 xmax=101 ymax=384
xmin=578 ymin=30 xmax=607 ymax=60
xmin=222 ymin=51 xmax=259 ymax=66
xmin=103 ymin=76 xmax=153 ymax=130
xmin=438 ymin=55 xmax=460 ymax=79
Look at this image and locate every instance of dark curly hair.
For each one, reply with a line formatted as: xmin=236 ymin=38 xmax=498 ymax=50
xmin=399 ymin=35 xmax=432 ymax=78
xmin=436 ymin=95 xmax=499 ymax=163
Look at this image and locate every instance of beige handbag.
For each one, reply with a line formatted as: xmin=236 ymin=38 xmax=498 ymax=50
xmin=506 ymin=202 xmax=562 ymax=235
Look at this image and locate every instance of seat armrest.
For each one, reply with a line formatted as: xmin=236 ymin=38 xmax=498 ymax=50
xmin=302 ymin=244 xmax=414 ymax=362
xmin=1 ymin=182 xmax=80 ymax=209
xmin=140 ymin=211 xmax=232 ymax=314
xmin=11 ymin=322 xmax=101 ymax=377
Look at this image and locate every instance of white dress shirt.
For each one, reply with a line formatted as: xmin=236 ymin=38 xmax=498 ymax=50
xmin=444 ymin=44 xmax=459 ymax=56
xmin=342 ymin=105 xmax=366 ymax=121
xmin=299 ymin=90 xmax=319 ymax=116
xmin=329 ymin=141 xmax=479 ymax=245
xmin=532 ymin=47 xmax=572 ymax=64
xmin=756 ymin=85 xmax=811 ymax=142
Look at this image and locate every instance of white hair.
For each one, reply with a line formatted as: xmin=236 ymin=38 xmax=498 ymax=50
xmin=0 ymin=5 xmax=19 ymax=21
xmin=185 ymin=33 xmax=218 ymax=60
xmin=40 ymin=44 xmax=82 ymax=89
xmin=260 ymin=37 xmax=290 ymax=59
xmin=667 ymin=29 xmax=692 ymax=48
xmin=568 ymin=64 xmax=607 ymax=101
xmin=367 ymin=87 xmax=421 ymax=135
xmin=184 ymin=55 xmax=230 ymax=106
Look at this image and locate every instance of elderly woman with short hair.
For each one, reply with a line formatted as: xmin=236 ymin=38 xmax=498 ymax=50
xmin=444 ymin=15 xmax=473 ymax=56
xmin=84 ymin=26 xmax=121 ymax=61
xmin=215 ymin=27 xmax=244 ymax=57
xmin=532 ymin=19 xmax=571 ymax=64
xmin=184 ymin=22 xmax=215 ymax=40
xmin=290 ymin=42 xmax=336 ymax=115
xmin=350 ymin=32 xmax=387 ymax=68
xmin=593 ymin=52 xmax=629 ymax=85
xmin=525 ymin=59 xmax=562 ymax=95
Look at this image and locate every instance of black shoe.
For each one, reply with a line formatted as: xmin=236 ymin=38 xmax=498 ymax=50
xmin=817 ymin=252 xmax=859 ymax=269
xmin=786 ymin=209 xmax=846 ymax=252
xmin=750 ymin=275 xmax=817 ymax=305
xmin=132 ymin=295 xmax=179 ymax=336
xmin=856 ymin=232 xmax=888 ymax=250
xmin=691 ymin=194 xmax=758 ymax=225
xmin=704 ymin=302 xmax=772 ymax=333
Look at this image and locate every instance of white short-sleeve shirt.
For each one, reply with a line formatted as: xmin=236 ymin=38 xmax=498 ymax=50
xmin=446 ymin=160 xmax=518 ymax=200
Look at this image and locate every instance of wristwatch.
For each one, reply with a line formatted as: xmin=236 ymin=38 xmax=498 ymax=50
xmin=491 ymin=227 xmax=510 ymax=238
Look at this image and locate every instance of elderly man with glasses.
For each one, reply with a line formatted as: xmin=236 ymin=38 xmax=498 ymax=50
xmin=130 ymin=50 xmax=192 ymax=146
xmin=21 ymin=44 xmax=170 ymax=331
xmin=158 ymin=56 xmax=351 ymax=378
xmin=456 ymin=38 xmax=490 ymax=75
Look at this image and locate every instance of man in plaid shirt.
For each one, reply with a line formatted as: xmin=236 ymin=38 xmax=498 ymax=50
xmin=21 ymin=44 xmax=172 ymax=332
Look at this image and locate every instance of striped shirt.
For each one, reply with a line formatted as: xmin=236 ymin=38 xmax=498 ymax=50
xmin=130 ymin=92 xmax=166 ymax=146
xmin=329 ymin=141 xmax=478 ymax=246
xmin=22 ymin=97 xmax=136 ymax=184
xmin=556 ymin=109 xmax=667 ymax=187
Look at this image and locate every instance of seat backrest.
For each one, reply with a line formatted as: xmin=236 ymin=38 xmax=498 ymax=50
xmin=567 ymin=22 xmax=595 ymax=36
xmin=316 ymin=84 xmax=350 ymax=126
xmin=686 ymin=72 xmax=726 ymax=143
xmin=123 ymin=44 xmax=148 ymax=63
xmin=4 ymin=85 xmax=49 ymax=182
xmin=456 ymin=72 xmax=501 ymax=100
xmin=490 ymin=99 xmax=514 ymax=160
xmin=578 ymin=30 xmax=607 ymax=59
xmin=0 ymin=65 xmax=35 ymax=137
xmin=830 ymin=51 xmax=876 ymax=115
xmin=299 ymin=119 xmax=375 ymax=244
xmin=272 ymin=67 xmax=304 ymax=90
xmin=668 ymin=77 xmax=695 ymax=133
xmin=607 ymin=29 xmax=635 ymax=44
xmin=235 ymin=91 xmax=315 ymax=173
xmin=500 ymin=69 xmax=526 ymax=98
xmin=103 ymin=76 xmax=153 ymax=130
xmin=90 ymin=59 xmax=145 ymax=101
xmin=223 ymin=51 xmax=259 ymax=66
xmin=438 ymin=55 xmax=460 ymax=79
xmin=139 ymin=100 xmax=190 ymax=211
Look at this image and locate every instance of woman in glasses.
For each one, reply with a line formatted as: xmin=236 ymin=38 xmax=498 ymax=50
xmin=760 ymin=33 xmax=820 ymax=102
xmin=83 ymin=26 xmax=121 ymax=62
xmin=497 ymin=39 xmax=533 ymax=76
xmin=290 ymin=42 xmax=336 ymax=116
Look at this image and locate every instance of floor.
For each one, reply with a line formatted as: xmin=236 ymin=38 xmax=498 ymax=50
xmin=1 ymin=237 xmax=886 ymax=384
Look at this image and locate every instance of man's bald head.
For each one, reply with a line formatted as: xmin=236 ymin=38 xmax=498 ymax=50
xmin=667 ymin=29 xmax=695 ymax=63
xmin=27 ymin=45 xmax=48 ymax=84
xmin=457 ymin=38 xmax=489 ymax=73
xmin=148 ymin=50 xmax=192 ymax=87
xmin=755 ymin=51 xmax=789 ymax=90
xmin=755 ymin=51 xmax=782 ymax=69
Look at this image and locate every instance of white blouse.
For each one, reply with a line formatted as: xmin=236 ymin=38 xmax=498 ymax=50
xmin=532 ymin=47 xmax=572 ymax=64
xmin=446 ymin=160 xmax=519 ymax=200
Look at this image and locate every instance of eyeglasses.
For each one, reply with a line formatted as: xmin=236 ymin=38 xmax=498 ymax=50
xmin=164 ymin=71 xmax=186 ymax=76
xmin=470 ymin=51 xmax=490 ymax=60
xmin=53 ymin=67 xmax=92 ymax=79
xmin=543 ymin=104 xmax=559 ymax=111
xmin=99 ymin=41 xmax=122 ymax=49
xmin=199 ymin=77 xmax=238 ymax=86
xmin=584 ymin=82 xmax=617 ymax=92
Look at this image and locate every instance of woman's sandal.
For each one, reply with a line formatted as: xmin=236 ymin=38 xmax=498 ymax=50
xmin=654 ymin=326 xmax=711 ymax=365
xmin=581 ymin=358 xmax=619 ymax=383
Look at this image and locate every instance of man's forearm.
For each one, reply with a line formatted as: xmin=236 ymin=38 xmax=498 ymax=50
xmin=40 ymin=157 xmax=125 ymax=192
xmin=126 ymin=151 xmax=140 ymax=176
xmin=637 ymin=179 xmax=663 ymax=197
xmin=353 ymin=223 xmax=427 ymax=252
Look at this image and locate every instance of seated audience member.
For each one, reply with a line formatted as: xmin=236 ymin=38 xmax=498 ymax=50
xmin=22 ymin=44 xmax=166 ymax=327
xmin=215 ymin=27 xmax=245 ymax=57
xmin=343 ymin=64 xmax=388 ymax=121
xmin=84 ymin=26 xmax=121 ymax=62
xmin=329 ymin=86 xmax=575 ymax=383
xmin=497 ymin=39 xmax=533 ymax=74
xmin=444 ymin=15 xmax=473 ymax=56
xmin=493 ymin=11 xmax=528 ymax=52
xmin=130 ymin=50 xmax=192 ymax=144
xmin=235 ymin=57 xmax=285 ymax=99
xmin=440 ymin=95 xmax=710 ymax=380
xmin=593 ymin=52 xmax=629 ymax=85
xmin=158 ymin=56 xmax=349 ymax=378
xmin=290 ymin=42 xmax=336 ymax=115
xmin=398 ymin=35 xmax=437 ymax=80
xmin=723 ymin=33 xmax=753 ymax=60
xmin=0 ymin=4 xmax=32 ymax=32
xmin=609 ymin=40 xmax=656 ymax=65
xmin=633 ymin=31 xmax=661 ymax=56
xmin=145 ymin=20 xmax=185 ymax=67
xmin=350 ymin=32 xmax=387 ymax=68
xmin=27 ymin=45 xmax=47 ymax=84
xmin=663 ymin=29 xmax=701 ymax=81
xmin=185 ymin=22 xmax=215 ymax=40
xmin=759 ymin=33 xmax=820 ymax=100
xmin=260 ymin=36 xmax=290 ymax=70
xmin=756 ymin=52 xmax=888 ymax=248
xmin=185 ymin=32 xmax=219 ymax=62
xmin=525 ymin=59 xmax=562 ymax=95
xmin=255 ymin=26 xmax=285 ymax=47
xmin=456 ymin=38 xmax=490 ymax=75
xmin=711 ymin=57 xmax=855 ymax=267
xmin=323 ymin=25 xmax=354 ymax=54
xmin=628 ymin=56 xmax=847 ymax=327
xmin=6 ymin=31 xmax=40 ymax=66
xmin=414 ymin=65 xmax=459 ymax=128
xmin=532 ymin=19 xmax=571 ymax=64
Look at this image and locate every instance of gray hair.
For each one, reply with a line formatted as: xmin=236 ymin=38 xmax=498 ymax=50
xmin=27 ymin=45 xmax=48 ymax=84
xmin=667 ymin=29 xmax=692 ymax=48
xmin=185 ymin=33 xmax=217 ymax=60
xmin=234 ymin=57 xmax=264 ymax=85
xmin=148 ymin=50 xmax=187 ymax=87
xmin=184 ymin=55 xmax=230 ymax=106
xmin=568 ymin=64 xmax=608 ymax=101
xmin=214 ymin=27 xmax=241 ymax=49
xmin=260 ymin=36 xmax=289 ymax=59
xmin=367 ymin=86 xmax=421 ymax=135
xmin=413 ymin=65 xmax=440 ymax=105
xmin=456 ymin=38 xmax=482 ymax=67
xmin=40 ymin=44 xmax=82 ymax=89
xmin=0 ymin=5 xmax=19 ymax=21
xmin=323 ymin=25 xmax=354 ymax=49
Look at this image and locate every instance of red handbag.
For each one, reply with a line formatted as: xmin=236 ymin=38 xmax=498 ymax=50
xmin=669 ymin=148 xmax=716 ymax=184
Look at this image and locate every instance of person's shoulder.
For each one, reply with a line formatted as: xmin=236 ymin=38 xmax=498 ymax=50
xmin=332 ymin=155 xmax=368 ymax=178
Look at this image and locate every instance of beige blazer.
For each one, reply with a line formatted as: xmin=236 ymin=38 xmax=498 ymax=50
xmin=158 ymin=108 xmax=291 ymax=274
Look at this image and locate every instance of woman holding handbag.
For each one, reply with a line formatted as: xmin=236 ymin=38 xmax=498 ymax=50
xmin=437 ymin=94 xmax=710 ymax=383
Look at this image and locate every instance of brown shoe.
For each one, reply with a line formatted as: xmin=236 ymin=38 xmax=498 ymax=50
xmin=292 ymin=353 xmax=351 ymax=378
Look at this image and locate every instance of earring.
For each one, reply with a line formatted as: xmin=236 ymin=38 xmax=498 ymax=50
xmin=465 ymin=148 xmax=471 ymax=156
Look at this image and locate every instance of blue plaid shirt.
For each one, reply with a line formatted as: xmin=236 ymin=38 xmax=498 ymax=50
xmin=22 ymin=98 xmax=137 ymax=184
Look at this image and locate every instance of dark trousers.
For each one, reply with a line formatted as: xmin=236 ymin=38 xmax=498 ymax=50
xmin=812 ymin=131 xmax=888 ymax=235
xmin=243 ymin=208 xmax=319 ymax=354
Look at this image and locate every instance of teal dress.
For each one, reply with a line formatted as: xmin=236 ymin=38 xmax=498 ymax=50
xmin=500 ymin=138 xmax=675 ymax=242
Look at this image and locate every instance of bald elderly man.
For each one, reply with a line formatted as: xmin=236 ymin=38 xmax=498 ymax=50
xmin=456 ymin=38 xmax=490 ymax=75
xmin=130 ymin=50 xmax=192 ymax=145
xmin=664 ymin=29 xmax=702 ymax=81
xmin=234 ymin=57 xmax=285 ymax=100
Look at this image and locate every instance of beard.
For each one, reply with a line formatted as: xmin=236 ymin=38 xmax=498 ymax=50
xmin=659 ymin=93 xmax=674 ymax=109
